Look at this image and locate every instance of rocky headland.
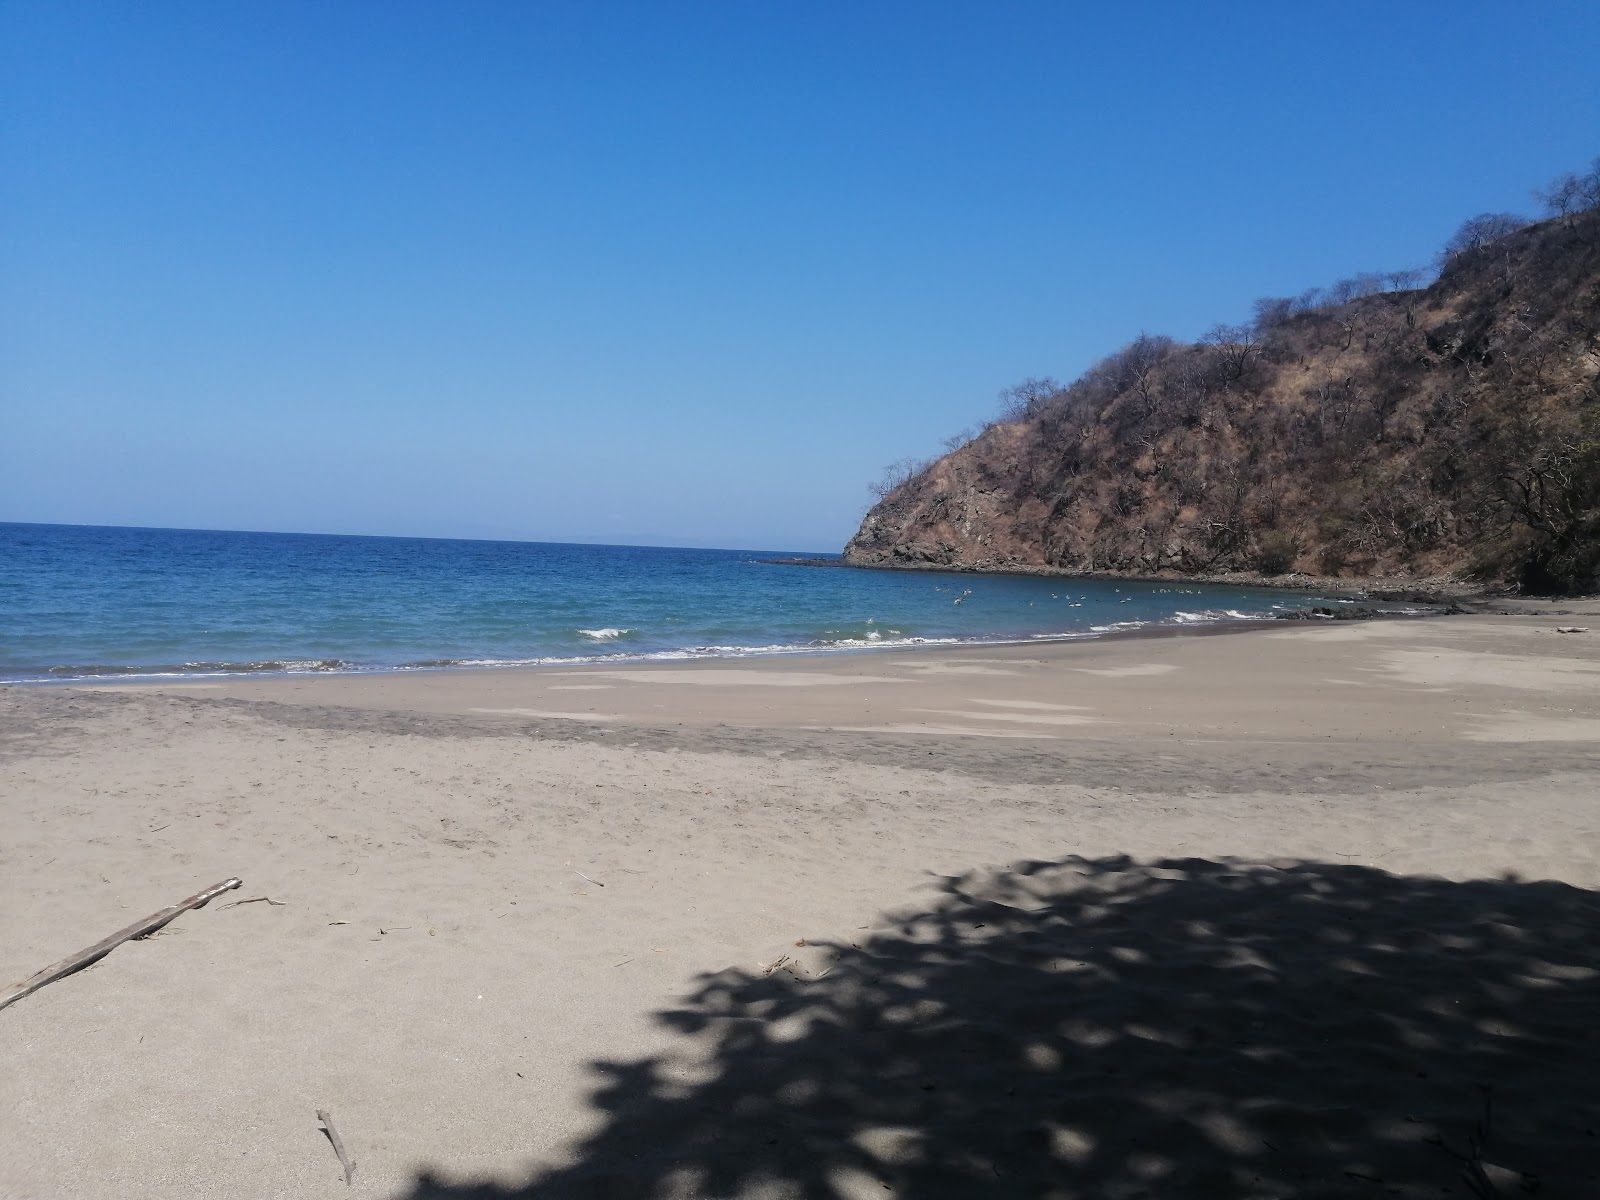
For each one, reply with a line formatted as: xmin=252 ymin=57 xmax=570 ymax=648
xmin=845 ymin=193 xmax=1600 ymax=595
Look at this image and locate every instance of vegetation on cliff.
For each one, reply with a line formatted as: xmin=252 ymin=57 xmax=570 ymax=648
xmin=846 ymin=163 xmax=1600 ymax=593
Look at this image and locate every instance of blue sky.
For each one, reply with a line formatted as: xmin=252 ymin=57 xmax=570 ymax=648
xmin=3 ymin=2 xmax=1597 ymax=551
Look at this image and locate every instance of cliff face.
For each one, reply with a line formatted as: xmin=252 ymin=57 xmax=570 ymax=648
xmin=844 ymin=211 xmax=1600 ymax=592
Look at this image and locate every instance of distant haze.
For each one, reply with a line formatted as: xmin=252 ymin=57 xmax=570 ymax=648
xmin=3 ymin=3 xmax=1597 ymax=550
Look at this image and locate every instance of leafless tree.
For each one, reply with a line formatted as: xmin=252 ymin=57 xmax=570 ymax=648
xmin=1496 ymin=412 xmax=1600 ymax=579
xmin=1114 ymin=334 xmax=1176 ymax=414
xmin=1378 ymin=266 xmax=1428 ymax=326
xmin=1353 ymin=271 xmax=1387 ymax=297
xmin=867 ymin=457 xmax=932 ymax=499
xmin=1203 ymin=323 xmax=1261 ymax=381
xmin=1251 ymin=296 xmax=1297 ymax=334
xmin=1439 ymin=213 xmax=1531 ymax=265
xmin=996 ymin=377 xmax=1061 ymax=422
xmin=940 ymin=426 xmax=981 ymax=452
xmin=1327 ymin=274 xmax=1385 ymax=305
xmin=1383 ymin=267 xmax=1426 ymax=291
xmin=1361 ymin=384 xmax=1405 ymax=444
xmin=1326 ymin=278 xmax=1359 ymax=306
xmin=1534 ymin=158 xmax=1600 ymax=221
xmin=1309 ymin=379 xmax=1358 ymax=442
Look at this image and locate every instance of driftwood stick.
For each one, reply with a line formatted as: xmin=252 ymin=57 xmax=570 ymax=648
xmin=317 ymin=1109 xmax=357 ymax=1185
xmin=0 ymin=877 xmax=242 ymax=1014
xmin=218 ymin=895 xmax=285 ymax=909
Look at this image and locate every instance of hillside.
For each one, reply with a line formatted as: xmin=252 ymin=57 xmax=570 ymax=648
xmin=844 ymin=206 xmax=1600 ymax=593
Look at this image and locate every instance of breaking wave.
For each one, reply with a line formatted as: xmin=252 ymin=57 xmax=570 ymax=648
xmin=1171 ymin=608 xmax=1282 ymax=624
xmin=3 ymin=606 xmax=1320 ymax=683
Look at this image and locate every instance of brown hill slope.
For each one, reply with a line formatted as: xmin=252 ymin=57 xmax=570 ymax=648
xmin=844 ymin=209 xmax=1600 ymax=592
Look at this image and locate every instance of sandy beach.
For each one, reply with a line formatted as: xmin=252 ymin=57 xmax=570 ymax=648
xmin=4 ymin=605 xmax=1600 ymax=1198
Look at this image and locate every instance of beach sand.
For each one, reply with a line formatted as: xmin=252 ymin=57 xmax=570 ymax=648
xmin=3 ymin=605 xmax=1599 ymax=1197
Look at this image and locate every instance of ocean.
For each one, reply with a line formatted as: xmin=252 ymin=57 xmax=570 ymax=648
xmin=0 ymin=523 xmax=1324 ymax=682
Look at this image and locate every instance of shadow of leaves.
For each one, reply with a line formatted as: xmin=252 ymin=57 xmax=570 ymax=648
xmin=403 ymin=856 xmax=1600 ymax=1198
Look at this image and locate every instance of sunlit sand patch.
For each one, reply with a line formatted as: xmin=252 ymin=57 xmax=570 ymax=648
xmin=469 ymin=707 xmax=617 ymax=721
xmin=971 ymin=699 xmax=1090 ymax=710
xmin=1464 ymin=712 xmax=1600 ymax=742
xmin=900 ymin=662 xmax=1022 ymax=675
xmin=545 ymin=684 xmax=616 ymax=690
xmin=1382 ymin=648 xmax=1600 ymax=692
xmin=1068 ymin=663 xmax=1178 ymax=677
xmin=90 ymin=683 xmax=226 ymax=691
xmin=557 ymin=670 xmax=907 ymax=687
xmin=815 ymin=723 xmax=1049 ymax=739
xmin=912 ymin=708 xmax=1098 ymax=726
xmin=935 ymin=657 xmax=1044 ymax=664
xmin=1265 ymin=622 xmax=1425 ymax=642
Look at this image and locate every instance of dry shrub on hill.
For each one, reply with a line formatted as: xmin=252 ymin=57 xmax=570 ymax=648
xmin=847 ymin=174 xmax=1600 ymax=593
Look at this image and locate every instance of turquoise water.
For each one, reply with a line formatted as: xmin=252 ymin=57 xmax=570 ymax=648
xmin=0 ymin=523 xmax=1321 ymax=681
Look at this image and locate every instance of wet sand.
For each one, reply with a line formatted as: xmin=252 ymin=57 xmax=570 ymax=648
xmin=3 ymin=605 xmax=1599 ymax=1197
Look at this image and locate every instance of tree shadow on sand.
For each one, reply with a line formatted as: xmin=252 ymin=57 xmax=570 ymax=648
xmin=404 ymin=856 xmax=1600 ymax=1199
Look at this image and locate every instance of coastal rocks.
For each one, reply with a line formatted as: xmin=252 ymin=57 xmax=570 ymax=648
xmin=1273 ymin=597 xmax=1467 ymax=621
xmin=1274 ymin=606 xmax=1379 ymax=622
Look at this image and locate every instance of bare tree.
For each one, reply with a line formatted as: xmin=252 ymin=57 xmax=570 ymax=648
xmin=1361 ymin=384 xmax=1405 ymax=444
xmin=1326 ymin=278 xmax=1358 ymax=306
xmin=867 ymin=457 xmax=932 ymax=500
xmin=1383 ymin=267 xmax=1426 ymax=292
xmin=996 ymin=377 xmax=1062 ymax=422
xmin=1327 ymin=274 xmax=1385 ymax=305
xmin=1534 ymin=158 xmax=1600 ymax=221
xmin=1439 ymin=212 xmax=1531 ymax=265
xmin=940 ymin=426 xmax=981 ymax=452
xmin=1251 ymin=296 xmax=1297 ymax=334
xmin=1352 ymin=271 xmax=1387 ymax=298
xmin=1203 ymin=323 xmax=1261 ymax=381
xmin=1380 ymin=266 xmax=1428 ymax=326
xmin=1309 ymin=379 xmax=1358 ymax=443
xmin=1116 ymin=333 xmax=1176 ymax=413
xmin=1536 ymin=174 xmax=1587 ymax=220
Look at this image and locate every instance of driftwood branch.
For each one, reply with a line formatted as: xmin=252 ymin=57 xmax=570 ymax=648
xmin=218 ymin=895 xmax=285 ymax=909
xmin=317 ymin=1109 xmax=357 ymax=1185
xmin=0 ymin=877 xmax=242 ymax=1013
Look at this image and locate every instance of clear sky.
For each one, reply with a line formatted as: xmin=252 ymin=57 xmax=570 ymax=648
xmin=3 ymin=2 xmax=1597 ymax=551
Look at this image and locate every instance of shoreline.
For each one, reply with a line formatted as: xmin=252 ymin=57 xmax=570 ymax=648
xmin=44 ymin=596 xmax=1597 ymax=746
xmin=6 ymin=588 xmax=1523 ymax=691
xmin=9 ymin=599 xmax=1468 ymax=689
xmin=771 ymin=553 xmax=1534 ymax=600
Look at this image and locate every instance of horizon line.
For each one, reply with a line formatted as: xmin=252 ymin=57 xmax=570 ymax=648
xmin=0 ymin=519 xmax=841 ymax=558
